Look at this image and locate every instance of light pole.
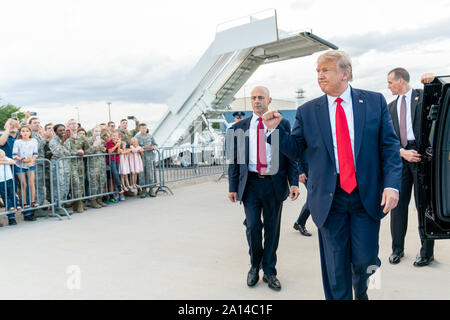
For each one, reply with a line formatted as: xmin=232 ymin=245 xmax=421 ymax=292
xmin=75 ymin=106 xmax=80 ymax=123
xmin=107 ymin=102 xmax=111 ymax=122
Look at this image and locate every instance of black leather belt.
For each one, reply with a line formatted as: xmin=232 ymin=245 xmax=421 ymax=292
xmin=248 ymin=171 xmax=266 ymax=178
xmin=405 ymin=140 xmax=417 ymax=149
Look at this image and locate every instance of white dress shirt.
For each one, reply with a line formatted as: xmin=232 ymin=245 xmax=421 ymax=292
xmin=327 ymin=85 xmax=355 ymax=174
xmin=328 ymin=85 xmax=398 ymax=193
xmin=248 ymin=113 xmax=271 ymax=172
xmin=396 ymin=88 xmax=416 ymax=141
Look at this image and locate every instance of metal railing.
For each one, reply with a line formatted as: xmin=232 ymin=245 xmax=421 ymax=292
xmin=0 ymin=158 xmax=59 ymax=220
xmin=54 ymin=149 xmax=163 ymax=218
xmin=1 ymin=144 xmax=226 ymax=222
xmin=159 ymin=144 xmax=227 ymax=192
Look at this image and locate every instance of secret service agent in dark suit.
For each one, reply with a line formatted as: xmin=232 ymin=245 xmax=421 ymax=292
xmin=293 ymin=152 xmax=312 ymax=236
xmin=227 ymin=86 xmax=299 ymax=292
xmin=263 ymin=51 xmax=402 ymax=300
xmin=387 ymin=68 xmax=434 ymax=267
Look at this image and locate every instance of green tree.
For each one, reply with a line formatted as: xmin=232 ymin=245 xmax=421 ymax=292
xmin=0 ymin=104 xmax=24 ymax=129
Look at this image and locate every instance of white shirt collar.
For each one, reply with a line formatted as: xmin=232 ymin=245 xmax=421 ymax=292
xmin=327 ymin=84 xmax=352 ymax=105
xmin=401 ymin=88 xmax=413 ymax=101
xmin=251 ymin=113 xmax=264 ymax=123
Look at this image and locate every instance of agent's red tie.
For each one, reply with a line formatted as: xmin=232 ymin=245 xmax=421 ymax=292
xmin=335 ymin=97 xmax=357 ymax=193
xmin=257 ymin=117 xmax=267 ymax=174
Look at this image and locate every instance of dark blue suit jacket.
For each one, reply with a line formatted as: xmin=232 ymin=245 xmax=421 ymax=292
xmin=297 ymin=148 xmax=308 ymax=176
xmin=271 ymin=87 xmax=402 ymax=228
xmin=227 ymin=116 xmax=298 ymax=202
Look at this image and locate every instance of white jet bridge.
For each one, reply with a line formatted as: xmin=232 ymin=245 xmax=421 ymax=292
xmin=152 ymin=9 xmax=338 ymax=147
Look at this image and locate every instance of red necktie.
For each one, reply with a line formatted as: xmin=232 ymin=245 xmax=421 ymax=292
xmin=256 ymin=117 xmax=267 ymax=174
xmin=335 ymin=97 xmax=357 ymax=194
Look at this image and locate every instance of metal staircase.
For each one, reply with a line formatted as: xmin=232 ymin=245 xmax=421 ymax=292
xmin=152 ymin=9 xmax=337 ymax=147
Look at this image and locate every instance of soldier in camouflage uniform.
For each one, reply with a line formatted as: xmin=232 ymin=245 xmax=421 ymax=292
xmin=135 ymin=123 xmax=158 ymax=198
xmin=65 ymin=119 xmax=88 ymax=213
xmin=118 ymin=117 xmax=139 ymax=146
xmin=49 ymin=124 xmax=72 ymax=213
xmin=85 ymin=126 xmax=107 ymax=209
xmin=28 ymin=117 xmax=47 ymax=206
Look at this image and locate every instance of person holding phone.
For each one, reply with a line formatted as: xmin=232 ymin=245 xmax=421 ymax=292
xmin=0 ymin=119 xmax=23 ymax=211
xmin=85 ymin=126 xmax=108 ymax=208
xmin=118 ymin=117 xmax=139 ymax=146
xmin=20 ymin=111 xmax=37 ymax=126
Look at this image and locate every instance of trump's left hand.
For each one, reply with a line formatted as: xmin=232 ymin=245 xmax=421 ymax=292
xmin=381 ymin=189 xmax=399 ymax=213
xmin=289 ymin=186 xmax=300 ymax=201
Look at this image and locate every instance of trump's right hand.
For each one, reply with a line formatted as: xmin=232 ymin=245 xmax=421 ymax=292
xmin=262 ymin=110 xmax=283 ymax=130
xmin=228 ymin=192 xmax=238 ymax=202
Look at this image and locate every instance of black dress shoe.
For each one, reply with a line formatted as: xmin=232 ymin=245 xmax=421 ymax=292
xmin=389 ymin=252 xmax=404 ymax=264
xmin=262 ymin=274 xmax=281 ymax=291
xmin=24 ymin=214 xmax=36 ymax=221
xmin=293 ymin=223 xmax=312 ymax=237
xmin=355 ymin=292 xmax=369 ymax=300
xmin=247 ymin=267 xmax=259 ymax=287
xmin=8 ymin=219 xmax=17 ymax=226
xmin=413 ymin=255 xmax=434 ymax=267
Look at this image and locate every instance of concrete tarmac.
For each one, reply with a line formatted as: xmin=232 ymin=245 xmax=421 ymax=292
xmin=0 ymin=177 xmax=449 ymax=299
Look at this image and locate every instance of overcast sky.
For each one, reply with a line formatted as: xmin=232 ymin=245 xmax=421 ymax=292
xmin=0 ymin=0 xmax=449 ymax=131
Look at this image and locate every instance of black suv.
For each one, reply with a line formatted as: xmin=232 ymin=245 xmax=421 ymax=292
xmin=418 ymin=75 xmax=450 ymax=239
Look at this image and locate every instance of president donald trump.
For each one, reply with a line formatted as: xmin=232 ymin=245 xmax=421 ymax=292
xmin=263 ymin=50 xmax=402 ymax=300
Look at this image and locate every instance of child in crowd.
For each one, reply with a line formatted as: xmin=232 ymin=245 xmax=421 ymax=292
xmin=101 ymin=129 xmax=114 ymax=204
xmin=119 ymin=141 xmax=132 ymax=192
xmin=0 ymin=149 xmax=19 ymax=225
xmin=105 ymin=131 xmax=125 ymax=201
xmin=12 ymin=126 xmax=38 ymax=209
xmin=129 ymin=137 xmax=144 ymax=191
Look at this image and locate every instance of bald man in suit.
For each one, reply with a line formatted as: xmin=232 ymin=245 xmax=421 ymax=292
xmin=227 ymin=86 xmax=299 ymax=291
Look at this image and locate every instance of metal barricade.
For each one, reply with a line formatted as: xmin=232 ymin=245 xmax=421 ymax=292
xmin=54 ymin=149 xmax=166 ymax=218
xmin=55 ymin=153 xmax=116 ymax=218
xmin=0 ymin=144 xmax=226 ymax=224
xmin=131 ymin=148 xmax=167 ymax=196
xmin=0 ymin=158 xmax=58 ymax=222
xmin=158 ymin=143 xmax=226 ymax=192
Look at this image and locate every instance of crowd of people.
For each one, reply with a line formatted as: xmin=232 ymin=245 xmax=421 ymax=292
xmin=0 ymin=115 xmax=158 ymax=226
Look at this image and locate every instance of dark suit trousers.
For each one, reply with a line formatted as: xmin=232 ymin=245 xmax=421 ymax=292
xmin=390 ymin=154 xmax=434 ymax=258
xmin=296 ymin=180 xmax=310 ymax=226
xmin=242 ymin=174 xmax=283 ymax=276
xmin=318 ymin=178 xmax=381 ymax=300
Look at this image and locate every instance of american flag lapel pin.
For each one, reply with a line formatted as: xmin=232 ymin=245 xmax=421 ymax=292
xmin=359 ymin=99 xmax=363 ymax=103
